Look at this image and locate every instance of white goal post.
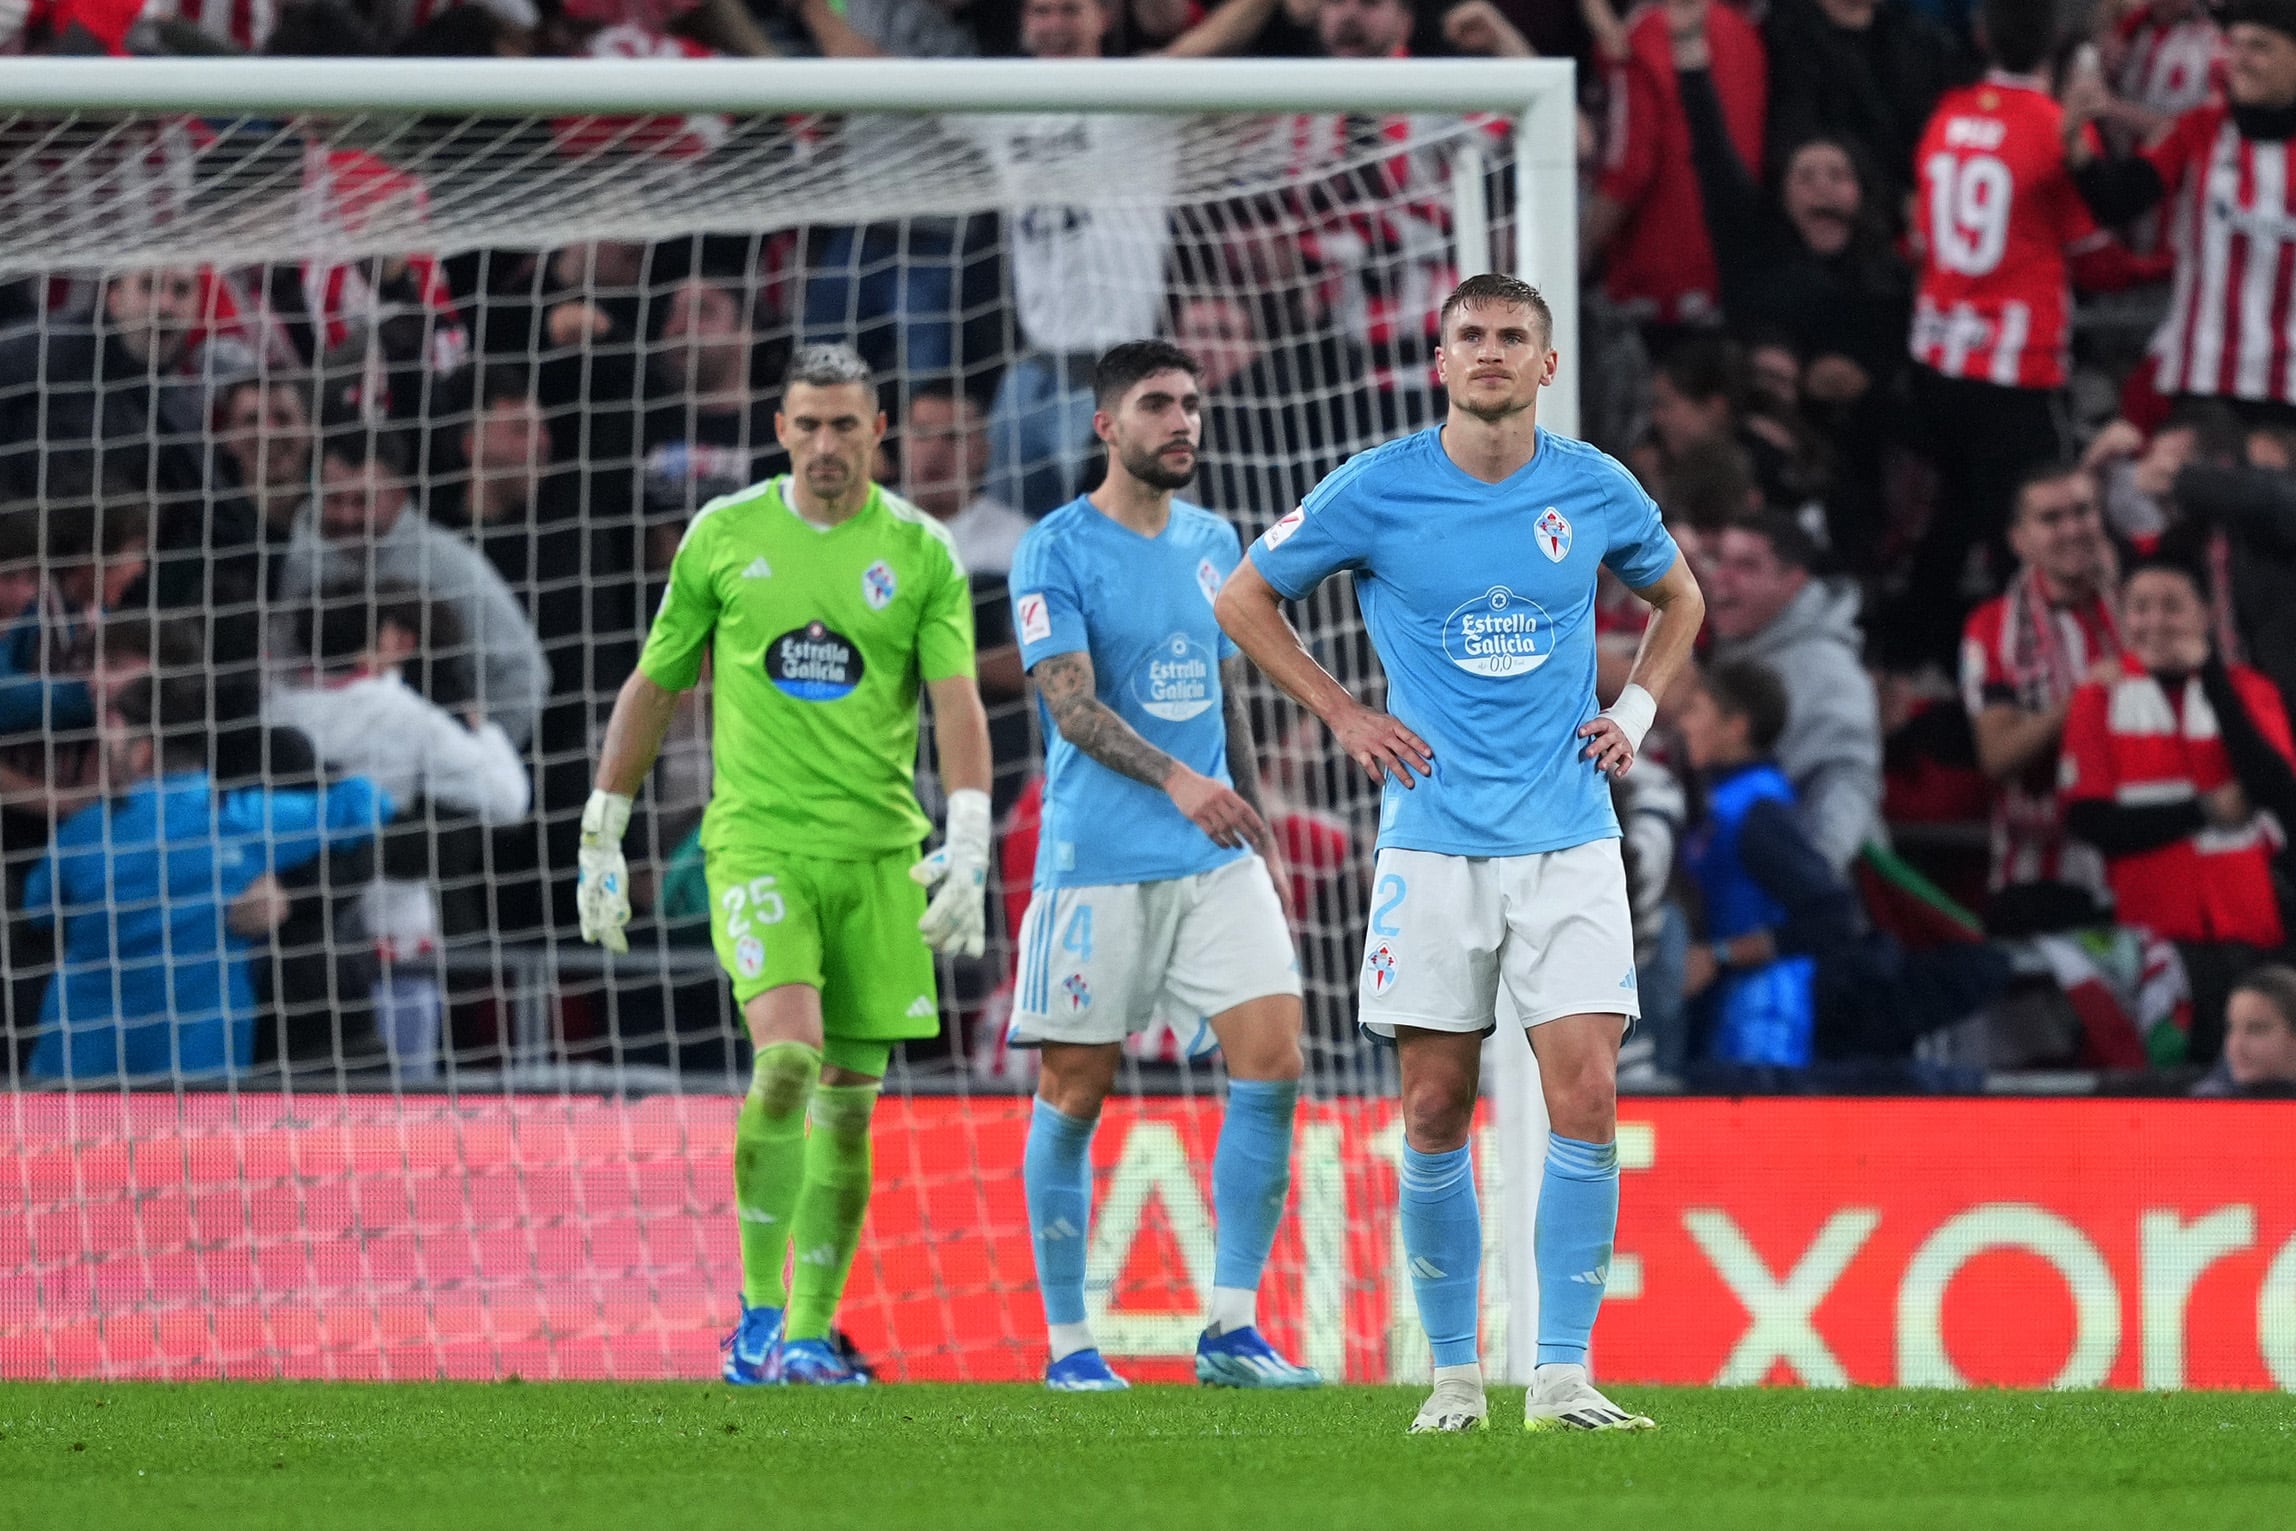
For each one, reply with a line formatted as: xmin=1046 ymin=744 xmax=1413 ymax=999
xmin=0 ymin=55 xmax=1578 ymax=1386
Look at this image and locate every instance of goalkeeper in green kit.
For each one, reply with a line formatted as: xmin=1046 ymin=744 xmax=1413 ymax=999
xmin=576 ymin=344 xmax=993 ymax=1386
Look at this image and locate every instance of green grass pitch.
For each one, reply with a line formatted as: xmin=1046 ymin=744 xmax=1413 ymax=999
xmin=2 ymin=1382 xmax=2289 ymax=1531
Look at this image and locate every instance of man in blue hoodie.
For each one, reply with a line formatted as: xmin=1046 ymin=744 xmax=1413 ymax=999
xmin=23 ymin=669 xmax=389 ymax=1084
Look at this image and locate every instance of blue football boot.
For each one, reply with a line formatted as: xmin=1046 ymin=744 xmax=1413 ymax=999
xmin=721 ymin=1301 xmax=782 ymax=1386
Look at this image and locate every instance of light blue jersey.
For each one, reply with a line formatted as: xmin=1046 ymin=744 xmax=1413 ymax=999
xmin=1250 ymin=425 xmax=1678 ymax=858
xmin=1011 ymin=496 xmax=1247 ymax=889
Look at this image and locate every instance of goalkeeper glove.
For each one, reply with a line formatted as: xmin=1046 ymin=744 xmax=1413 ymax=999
xmin=911 ymin=788 xmax=990 ymax=959
xmin=577 ymin=789 xmax=633 ymax=954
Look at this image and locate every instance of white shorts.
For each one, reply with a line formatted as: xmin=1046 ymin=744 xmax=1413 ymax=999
xmin=1009 ymin=855 xmax=1301 ymax=1046
xmin=1357 ymin=841 xmax=1640 ymax=1038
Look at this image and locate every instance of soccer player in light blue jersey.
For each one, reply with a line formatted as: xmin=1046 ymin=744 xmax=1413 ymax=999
xmin=1218 ymin=274 xmax=1705 ymax=1433
xmin=1008 ymin=340 xmax=1318 ymax=1393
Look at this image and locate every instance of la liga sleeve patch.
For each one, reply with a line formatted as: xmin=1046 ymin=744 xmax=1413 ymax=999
xmin=1017 ymin=591 xmax=1053 ymax=646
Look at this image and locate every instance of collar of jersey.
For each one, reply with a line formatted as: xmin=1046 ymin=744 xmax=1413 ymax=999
xmin=1426 ymin=422 xmax=1550 ymax=495
xmin=775 ymin=475 xmax=880 ymax=534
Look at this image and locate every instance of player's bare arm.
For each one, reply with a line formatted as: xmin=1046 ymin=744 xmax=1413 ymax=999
xmin=594 ymin=668 xmax=685 ymax=798
xmin=1220 ymin=654 xmax=1293 ymax=919
xmin=1214 ymin=557 xmax=1434 ymax=789
xmin=1032 ymin=648 xmax=1266 ymax=848
xmin=927 ymin=672 xmax=994 ymax=799
xmin=1577 ymin=552 xmax=1704 ymax=778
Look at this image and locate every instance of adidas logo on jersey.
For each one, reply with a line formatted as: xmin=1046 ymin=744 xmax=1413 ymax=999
xmin=905 ymin=995 xmax=935 ymax=1019
xmin=742 ymin=557 xmax=773 ymax=579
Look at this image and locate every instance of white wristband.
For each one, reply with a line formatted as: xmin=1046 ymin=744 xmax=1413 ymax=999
xmin=582 ymin=789 xmax=632 ymax=844
xmin=1600 ymin=683 xmax=1658 ymax=754
xmin=944 ymin=788 xmax=992 ymax=861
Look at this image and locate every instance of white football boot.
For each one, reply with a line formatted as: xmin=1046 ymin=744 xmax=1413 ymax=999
xmin=1523 ymin=1363 xmax=1656 ymax=1431
xmin=1407 ymin=1371 xmax=1490 ymax=1434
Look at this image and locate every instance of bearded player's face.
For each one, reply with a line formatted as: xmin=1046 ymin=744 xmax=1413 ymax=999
xmin=778 ymin=381 xmax=885 ymax=504
xmin=1098 ymin=368 xmax=1201 ymax=491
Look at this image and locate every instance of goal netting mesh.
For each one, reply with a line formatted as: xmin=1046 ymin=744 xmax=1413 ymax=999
xmin=0 ymin=81 xmax=1541 ymax=1382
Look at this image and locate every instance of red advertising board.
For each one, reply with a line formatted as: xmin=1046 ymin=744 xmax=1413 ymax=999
xmin=3 ymin=1094 xmax=2292 ymax=1388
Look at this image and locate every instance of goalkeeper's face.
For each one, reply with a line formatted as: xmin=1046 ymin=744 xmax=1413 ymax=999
xmin=777 ymin=381 xmax=887 ymax=507
xmin=1097 ymin=369 xmax=1202 ymax=493
xmin=1438 ymin=302 xmax=1554 ymax=422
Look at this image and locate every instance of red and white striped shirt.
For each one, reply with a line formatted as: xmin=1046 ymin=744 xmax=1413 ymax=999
xmin=2142 ymin=104 xmax=2296 ymax=407
xmin=1911 ymin=74 xmax=2110 ymax=390
xmin=2114 ymin=6 xmax=2223 ymax=120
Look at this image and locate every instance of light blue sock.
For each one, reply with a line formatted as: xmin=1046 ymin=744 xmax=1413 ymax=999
xmin=1024 ymin=1098 xmax=1095 ymax=1329
xmin=1210 ymin=1078 xmax=1298 ymax=1310
xmin=1535 ymin=1132 xmax=1621 ymax=1367
xmin=1398 ymin=1142 xmax=1481 ymax=1369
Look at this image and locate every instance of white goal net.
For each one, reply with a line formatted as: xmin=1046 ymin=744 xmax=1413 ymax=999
xmin=0 ymin=57 xmax=1575 ymax=1383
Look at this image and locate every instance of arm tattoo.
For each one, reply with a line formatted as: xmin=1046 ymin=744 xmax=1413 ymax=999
xmin=1032 ymin=650 xmax=1179 ymax=790
xmin=1221 ymin=656 xmax=1271 ymax=824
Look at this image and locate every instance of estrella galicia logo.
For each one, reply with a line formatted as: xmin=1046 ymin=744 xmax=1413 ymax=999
xmin=1133 ymin=631 xmax=1215 ymax=721
xmin=1442 ymin=586 xmax=1553 ymax=677
xmin=767 ymin=621 xmax=865 ymax=701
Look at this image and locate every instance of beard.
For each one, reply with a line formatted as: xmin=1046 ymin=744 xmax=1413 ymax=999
xmin=1453 ymin=387 xmax=1532 ymax=424
xmin=1119 ymin=440 xmax=1196 ymax=491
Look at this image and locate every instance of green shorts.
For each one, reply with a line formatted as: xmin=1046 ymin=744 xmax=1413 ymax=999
xmin=705 ymin=844 xmax=940 ymax=1073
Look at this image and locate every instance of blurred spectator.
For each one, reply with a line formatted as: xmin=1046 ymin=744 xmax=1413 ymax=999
xmin=1958 ymin=463 xmax=2123 ymax=928
xmin=2099 ymin=0 xmax=2225 ymax=150
xmin=1678 ymin=658 xmax=2012 ymax=1074
xmin=2067 ymin=2 xmax=2296 ymax=425
xmin=642 ymin=274 xmax=789 ymax=566
xmin=268 ymin=586 xmax=530 ymax=1081
xmin=1279 ymin=0 xmax=1501 ymax=430
xmin=0 ymin=502 xmax=94 ymax=744
xmin=2087 ymin=399 xmax=2246 ymax=542
xmin=1897 ymin=0 xmax=2156 ymax=673
xmin=1638 ymin=335 xmax=1809 ymax=517
xmin=21 ymin=669 xmax=386 ymax=1084
xmin=1762 ymin=0 xmax=1965 ymax=220
xmin=1585 ymin=0 xmax=1767 ymax=339
xmin=2061 ymin=556 xmax=2296 ymax=1059
xmin=2164 ymin=446 xmax=2296 ymax=710
xmin=1707 ymin=512 xmax=1883 ymax=869
xmin=1177 ymin=289 xmax=1371 ymax=529
xmin=213 ymin=374 xmax=318 ymax=562
xmin=963 ymin=0 xmax=1178 ymax=512
xmin=0 ymin=269 xmax=260 ymax=640
xmin=275 ymin=426 xmax=549 ymax=747
xmin=2193 ymin=963 xmax=2296 ymax=1095
xmin=900 ymin=384 xmax=1031 ymax=803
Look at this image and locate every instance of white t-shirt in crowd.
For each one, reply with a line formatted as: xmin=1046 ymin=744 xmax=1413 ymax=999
xmin=961 ymin=114 xmax=1177 ymax=355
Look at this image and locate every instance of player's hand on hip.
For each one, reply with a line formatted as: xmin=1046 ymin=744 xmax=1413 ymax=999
xmin=1581 ymin=681 xmax=1657 ymax=779
xmin=1578 ymin=715 xmax=1638 ymax=777
xmin=1331 ymin=702 xmax=1433 ymax=789
xmin=1166 ymin=766 xmax=1268 ymax=849
xmin=912 ymin=788 xmax=991 ymax=959
xmin=576 ymin=789 xmax=633 ymax=954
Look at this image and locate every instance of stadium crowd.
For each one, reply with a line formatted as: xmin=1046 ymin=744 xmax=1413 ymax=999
xmin=4 ymin=0 xmax=2296 ymax=1100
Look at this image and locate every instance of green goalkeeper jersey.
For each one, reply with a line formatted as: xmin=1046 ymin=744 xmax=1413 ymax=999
xmin=637 ymin=476 xmax=975 ymax=860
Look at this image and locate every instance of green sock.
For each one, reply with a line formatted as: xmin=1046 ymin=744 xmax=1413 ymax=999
xmin=783 ymin=1081 xmax=880 ymax=1341
xmin=734 ymin=1042 xmax=820 ymax=1309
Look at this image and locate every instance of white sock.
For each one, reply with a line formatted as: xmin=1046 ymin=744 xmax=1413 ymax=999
xmin=1432 ymin=1361 xmax=1483 ymax=1391
xmin=1048 ymin=1321 xmax=1096 ymax=1363
xmin=1206 ymin=1286 xmax=1256 ymax=1336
